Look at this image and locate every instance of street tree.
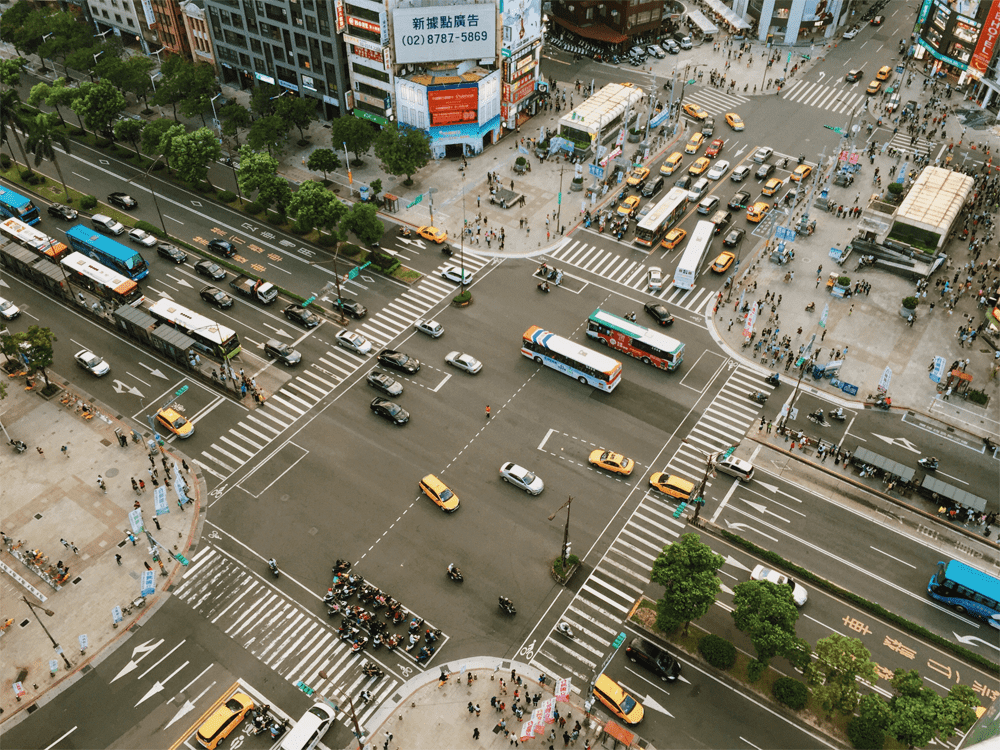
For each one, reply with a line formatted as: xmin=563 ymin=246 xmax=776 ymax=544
xmin=95 ymin=55 xmax=156 ymax=108
xmin=250 ymin=83 xmax=281 ymax=118
xmin=0 ymin=58 xmax=26 ymax=88
xmin=275 ymin=95 xmax=317 ymax=142
xmin=237 ymin=147 xmax=291 ymax=213
xmin=0 ymin=88 xmax=31 ymax=170
xmin=151 ymin=54 xmax=190 ymax=120
xmin=35 ymin=10 xmax=94 ymax=76
xmin=25 ymin=113 xmax=71 ymax=199
xmin=70 ymin=80 xmax=126 ymax=137
xmin=14 ymin=326 xmax=57 ymax=388
xmin=330 ymin=117 xmax=375 ymax=165
xmin=649 ymin=532 xmax=724 ymax=635
xmin=28 ymin=79 xmax=72 ymax=124
xmin=373 ymin=123 xmax=432 ymax=186
xmin=113 ymin=118 xmax=146 ymax=159
xmin=340 ymin=202 xmax=384 ymax=246
xmin=286 ymin=180 xmax=345 ymax=233
xmin=177 ymin=63 xmax=219 ymax=126
xmin=804 ymin=634 xmax=877 ymax=716
xmin=220 ymin=101 xmax=252 ymax=144
xmin=731 ymin=579 xmax=810 ymax=671
xmin=0 ymin=2 xmax=35 ymax=58
xmin=246 ymin=115 xmax=289 ymax=156
xmin=141 ymin=118 xmax=180 ymax=164
xmin=886 ymin=670 xmax=978 ymax=749
xmin=171 ymin=127 xmax=222 ymax=189
xmin=306 ymin=148 xmax=340 ymax=182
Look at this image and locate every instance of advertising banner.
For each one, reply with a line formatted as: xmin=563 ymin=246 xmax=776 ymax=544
xmin=969 ymin=3 xmax=1000 ymax=76
xmin=335 ymin=0 xmax=346 ymax=33
xmin=428 ymin=86 xmax=479 ymax=126
xmin=393 ymin=4 xmax=495 ymax=65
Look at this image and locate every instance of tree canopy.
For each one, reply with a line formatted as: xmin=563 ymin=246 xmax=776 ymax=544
xmin=306 ymin=148 xmax=341 ymax=182
xmin=330 ymin=117 xmax=375 ymax=165
xmin=70 ymin=80 xmax=125 ymax=137
xmin=804 ymin=634 xmax=877 ymax=716
xmin=286 ymin=180 xmax=346 ymax=233
xmin=171 ymin=127 xmax=222 ymax=188
xmin=886 ymin=669 xmax=978 ymax=748
xmin=373 ymin=124 xmax=432 ymax=186
xmin=731 ymin=578 xmax=810 ymax=670
xmin=275 ymin=96 xmax=317 ymax=141
xmin=649 ymin=533 xmax=723 ymax=634
xmin=237 ymin=147 xmax=291 ymax=212
xmin=341 ymin=202 xmax=384 ymax=246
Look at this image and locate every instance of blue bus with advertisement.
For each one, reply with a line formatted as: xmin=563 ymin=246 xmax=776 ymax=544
xmin=65 ymin=224 xmax=149 ymax=281
xmin=0 ymin=186 xmax=41 ymax=225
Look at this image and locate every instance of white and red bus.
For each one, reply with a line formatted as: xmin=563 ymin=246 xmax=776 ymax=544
xmin=586 ymin=308 xmax=684 ymax=371
xmin=521 ymin=325 xmax=622 ymax=392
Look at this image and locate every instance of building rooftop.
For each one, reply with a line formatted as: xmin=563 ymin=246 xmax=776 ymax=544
xmin=894 ymin=166 xmax=974 ymax=234
xmin=559 ymin=82 xmax=645 ymax=133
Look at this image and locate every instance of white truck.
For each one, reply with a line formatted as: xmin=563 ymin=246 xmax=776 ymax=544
xmin=230 ymin=275 xmax=277 ymax=305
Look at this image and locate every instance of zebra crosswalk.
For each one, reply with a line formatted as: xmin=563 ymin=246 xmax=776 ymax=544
xmin=781 ymin=79 xmax=869 ymax=115
xmin=175 ymin=545 xmax=414 ymax=727
xmin=529 ymin=366 xmax=772 ymax=688
xmin=683 ymin=88 xmax=750 ymax=117
xmin=545 ymin=238 xmax=720 ymax=315
xmin=883 ymin=130 xmax=934 ymax=157
xmin=196 ymin=253 xmax=493 ymax=481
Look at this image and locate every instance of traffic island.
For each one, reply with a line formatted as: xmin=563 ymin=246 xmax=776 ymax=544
xmin=452 ymin=291 xmax=473 ymax=307
xmin=550 ymin=554 xmax=580 ymax=584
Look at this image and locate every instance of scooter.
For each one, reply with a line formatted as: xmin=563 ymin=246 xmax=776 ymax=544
xmin=829 ymin=408 xmax=846 ymax=421
xmin=416 ymin=645 xmax=435 ymax=663
xmin=425 ymin=628 xmax=442 ymax=643
xmin=408 ymin=617 xmax=424 ymax=634
xmin=874 ymin=397 xmax=891 ymax=410
xmin=9 ymin=439 xmax=27 ymax=454
xmin=442 ymin=245 xmax=453 ymax=256
xmin=765 ymin=373 xmax=780 ymax=387
xmin=405 ymin=632 xmax=421 ymax=652
xmin=399 ymin=227 xmax=412 ymax=238
xmin=351 ymin=636 xmax=368 ymax=653
xmin=807 ymin=410 xmax=828 ymax=426
xmin=748 ymin=391 xmax=768 ymax=405
xmin=333 ymin=559 xmax=351 ymax=574
xmin=917 ymin=456 xmax=939 ymax=471
xmin=805 ymin=302 xmax=816 ymax=312
xmin=537 ymin=282 xmax=550 ymax=293
xmin=268 ymin=559 xmax=279 ymax=578
xmin=498 ymin=596 xmax=517 ymax=615
xmin=556 ymin=622 xmax=575 ymax=639
xmin=269 ymin=717 xmax=290 ymax=742
xmin=362 ymin=660 xmax=384 ymax=678
xmin=447 ymin=564 xmax=463 ymax=582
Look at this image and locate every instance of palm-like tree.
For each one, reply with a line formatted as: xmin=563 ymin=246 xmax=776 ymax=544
xmin=0 ymin=88 xmax=32 ymax=172
xmin=26 ymin=113 xmax=70 ymax=199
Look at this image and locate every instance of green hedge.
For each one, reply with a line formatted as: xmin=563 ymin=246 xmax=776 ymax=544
xmin=698 ymin=634 xmax=736 ymax=670
xmin=217 ymin=190 xmax=237 ymax=203
xmin=80 ymin=195 xmax=98 ymax=210
xmin=847 ymin=716 xmax=886 ymax=750
xmin=773 ymin=677 xmax=808 ymax=709
xmin=244 ymin=202 xmax=264 ymax=215
xmin=341 ymin=243 xmax=363 ymax=258
xmin=316 ymin=233 xmax=337 ymax=247
xmin=719 ymin=531 xmax=1000 ymax=675
xmin=134 ymin=220 xmax=164 ymax=238
xmin=0 ymin=153 xmax=11 ymax=168
xmin=366 ymin=249 xmax=400 ymax=275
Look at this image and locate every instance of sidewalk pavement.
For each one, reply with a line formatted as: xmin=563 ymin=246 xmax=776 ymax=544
xmin=0 ymin=376 xmax=205 ymax=724
xmin=355 ymin=659 xmax=600 ymax=750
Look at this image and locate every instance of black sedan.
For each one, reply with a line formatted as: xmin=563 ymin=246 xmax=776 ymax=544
xmin=200 ymin=285 xmax=234 ymax=308
xmin=333 ymin=297 xmax=367 ymax=319
xmin=108 ymin=191 xmax=138 ymax=210
xmin=644 ymin=302 xmax=674 ymax=326
xmin=283 ymin=304 xmax=320 ymax=328
xmin=755 ymin=163 xmax=776 ymax=181
xmin=377 ymin=349 xmax=420 ymax=374
xmin=723 ymin=228 xmax=746 ymax=248
xmin=367 ymin=369 xmax=403 ymax=397
xmin=47 ymin=203 xmax=78 ymax=221
xmin=370 ymin=397 xmax=409 ymax=425
xmin=208 ymin=239 xmax=235 ymax=258
xmin=157 ymin=243 xmax=188 ymax=264
xmin=195 ymin=260 xmax=226 ymax=281
xmin=728 ymin=191 xmax=751 ymax=210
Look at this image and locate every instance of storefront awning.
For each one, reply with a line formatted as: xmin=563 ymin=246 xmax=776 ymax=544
xmin=687 ymin=10 xmax=719 ymax=35
xmin=551 ymin=16 xmax=627 ymax=44
xmin=700 ymin=0 xmax=751 ymax=30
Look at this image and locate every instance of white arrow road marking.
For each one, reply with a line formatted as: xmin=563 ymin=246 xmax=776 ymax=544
xmin=641 ymin=693 xmax=673 ymax=717
xmin=136 ymin=661 xmax=189 ymax=706
xmin=140 ymin=363 xmax=169 ymax=379
xmin=112 ymin=638 xmax=164 ymax=682
xmin=725 ymin=554 xmax=753 ymax=574
xmin=112 ymin=379 xmax=144 ymax=397
xmin=871 ymin=433 xmax=921 ymax=453
xmin=165 ymin=274 xmax=193 ymax=288
xmin=753 ymin=480 xmax=778 ymax=493
xmin=954 ymin=633 xmax=1000 ymax=652
xmin=166 ymin=679 xmax=218 ymax=729
xmin=138 ymin=640 xmax=186 ymax=679
xmin=723 ymin=520 xmax=777 ymax=542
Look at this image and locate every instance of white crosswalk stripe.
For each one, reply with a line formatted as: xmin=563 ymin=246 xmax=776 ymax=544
xmin=529 ymin=367 xmax=773 ymax=687
xmin=545 ymin=239 xmax=720 ymax=313
xmin=683 ymin=89 xmax=750 ymax=116
xmin=176 ymin=545 xmax=435 ymax=726
xmin=781 ymin=79 xmax=869 ymax=114
xmin=197 ymin=253 xmax=491 ymax=476
xmin=885 ymin=131 xmax=933 ymax=157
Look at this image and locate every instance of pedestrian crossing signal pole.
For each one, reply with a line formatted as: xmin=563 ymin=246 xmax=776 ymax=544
xmin=318 ymin=670 xmax=365 ymax=749
xmin=547 ymin=496 xmax=573 ymax=571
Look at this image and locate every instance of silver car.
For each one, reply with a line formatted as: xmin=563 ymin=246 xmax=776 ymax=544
xmin=415 ymin=319 xmax=444 ymax=338
xmin=335 ymin=329 xmax=372 ymax=355
xmin=499 ymin=463 xmax=544 ymax=495
xmin=75 ymin=349 xmax=110 ymax=377
xmin=128 ymin=228 xmax=158 ymax=247
xmin=445 ymin=351 xmax=482 ymax=374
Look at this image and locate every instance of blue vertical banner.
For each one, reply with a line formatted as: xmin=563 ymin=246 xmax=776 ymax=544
xmin=819 ymin=302 xmax=830 ymax=328
xmin=929 ymin=356 xmax=946 ymax=383
xmin=140 ymin=570 xmax=156 ymax=597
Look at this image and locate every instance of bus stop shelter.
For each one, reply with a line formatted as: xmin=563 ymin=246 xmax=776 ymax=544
xmin=920 ymin=476 xmax=987 ymax=513
xmin=851 ymin=447 xmax=916 ymax=483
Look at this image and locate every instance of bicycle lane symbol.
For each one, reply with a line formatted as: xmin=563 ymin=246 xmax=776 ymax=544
xmin=519 ymin=639 xmax=536 ymax=662
xmin=208 ymin=530 xmax=221 ymax=540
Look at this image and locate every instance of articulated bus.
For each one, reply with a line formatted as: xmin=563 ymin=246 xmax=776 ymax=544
xmin=147 ymin=298 xmax=242 ymax=360
xmin=928 ymin=559 xmax=1000 ymax=630
xmin=634 ymin=188 xmax=689 ymax=248
xmin=65 ymin=224 xmax=148 ymax=280
xmin=521 ymin=325 xmax=622 ymax=392
xmin=673 ymin=219 xmax=714 ymax=290
xmin=0 ymin=217 xmax=70 ymax=262
xmin=0 ymin=186 xmax=41 ymax=225
xmin=61 ymin=252 xmax=145 ymax=308
xmin=586 ymin=308 xmax=684 ymax=371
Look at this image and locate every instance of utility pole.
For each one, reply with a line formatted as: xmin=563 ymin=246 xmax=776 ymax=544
xmin=21 ymin=596 xmax=73 ymax=671
xmin=547 ymin=496 xmax=573 ymax=570
xmin=317 ymin=670 xmax=365 ymax=749
xmin=556 ymin=162 xmax=564 ymax=233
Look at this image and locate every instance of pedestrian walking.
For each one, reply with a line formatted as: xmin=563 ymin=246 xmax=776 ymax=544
xmin=182 ymin=459 xmax=190 ymax=472
xmin=36 ymin=446 xmax=44 ymax=457
xmin=139 ymin=479 xmax=146 ymax=493
xmin=144 ymin=561 xmax=152 ymax=571
xmin=134 ymin=500 xmax=141 ymax=510
xmin=485 ymin=405 xmax=491 ymax=419
xmin=472 ymin=728 xmax=480 ymax=740
xmin=61 ymin=445 xmax=68 ymax=457
xmin=128 ymin=532 xmax=137 ymax=546
xmin=131 ymin=478 xmax=139 ymax=494
xmin=61 ymin=538 xmax=70 ymax=549
xmin=153 ymin=517 xmax=161 ymax=530
xmin=71 ymin=544 xmax=78 ymax=554
xmin=97 ymin=476 xmax=107 ymax=493
xmin=115 ymin=554 xmax=122 ymax=566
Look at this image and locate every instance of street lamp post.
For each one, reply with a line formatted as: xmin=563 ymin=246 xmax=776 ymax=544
xmin=21 ymin=596 xmax=73 ymax=671
xmin=556 ymin=163 xmax=564 ymax=234
xmin=460 ymin=172 xmax=467 ymax=287
xmin=317 ymin=670 xmax=364 ymax=749
xmin=128 ymin=154 xmax=169 ymax=240
xmin=210 ymin=93 xmax=223 ymax=137
xmin=547 ymin=496 xmax=573 ymax=570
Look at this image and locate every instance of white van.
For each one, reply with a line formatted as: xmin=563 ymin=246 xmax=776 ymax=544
xmin=277 ymin=702 xmax=337 ymax=750
xmin=714 ymin=452 xmax=754 ymax=482
xmin=91 ymin=214 xmax=125 ymax=236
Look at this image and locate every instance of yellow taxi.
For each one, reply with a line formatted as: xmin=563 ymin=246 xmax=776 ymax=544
xmin=419 ymin=474 xmax=460 ymax=512
xmin=682 ymin=103 xmax=709 ymax=120
xmin=661 ymin=227 xmax=686 ymax=249
xmin=876 ymin=65 xmax=892 ymax=81
xmin=762 ymin=177 xmax=783 ymax=196
xmin=659 ymin=152 xmax=684 ymax=175
xmin=725 ymin=112 xmax=744 ymax=131
xmin=792 ymin=164 xmax=813 ymax=182
xmin=625 ymin=166 xmax=650 ymax=187
xmin=588 ymin=449 xmax=634 ymax=476
xmin=866 ymin=80 xmax=881 ymax=95
xmin=747 ymin=201 xmax=771 ymax=223
xmin=688 ymin=157 xmax=711 ymax=176
xmin=196 ymin=692 xmax=255 ymax=749
xmin=648 ymin=473 xmax=694 ymax=500
xmin=711 ymin=251 xmax=736 ymax=273
xmin=593 ymin=674 xmax=644 ymax=725
xmin=155 ymin=406 xmax=194 ymax=439
xmin=618 ymin=195 xmax=641 ymax=216
xmin=684 ymin=133 xmax=705 ymax=154
xmin=417 ymin=225 xmax=448 ymax=243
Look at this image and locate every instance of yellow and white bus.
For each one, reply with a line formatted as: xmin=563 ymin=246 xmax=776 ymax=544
xmin=521 ymin=325 xmax=622 ymax=392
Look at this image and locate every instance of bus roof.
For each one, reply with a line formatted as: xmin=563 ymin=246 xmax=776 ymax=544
xmin=944 ymin=560 xmax=1000 ymax=600
xmin=0 ymin=186 xmax=32 ymax=208
xmin=589 ymin=309 xmax=684 ymax=354
xmin=524 ymin=325 xmax=621 ymax=374
xmin=637 ymin=187 xmax=689 ymax=232
xmin=147 ymin=298 xmax=235 ymax=346
xmin=62 ymin=252 xmax=137 ymax=291
xmin=0 ymin=217 xmax=67 ymax=256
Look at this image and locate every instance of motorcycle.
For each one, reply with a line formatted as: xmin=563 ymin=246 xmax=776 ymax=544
xmin=9 ymin=439 xmax=27 ymax=454
xmin=333 ymin=559 xmax=352 ymax=574
xmin=399 ymin=227 xmax=412 ymax=238
xmin=327 ymin=602 xmax=346 ymax=618
xmin=805 ymin=302 xmax=816 ymax=312
xmin=416 ymin=645 xmax=436 ymax=663
xmin=917 ymin=457 xmax=939 ymax=471
xmin=874 ymin=397 xmax=891 ymax=410
xmin=442 ymin=244 xmax=453 ymax=256
xmin=537 ymin=282 xmax=550 ymax=293
xmin=339 ymin=624 xmax=361 ymax=642
xmin=748 ymin=391 xmax=768 ymax=405
xmin=362 ymin=661 xmax=384 ymax=678
xmin=388 ymin=609 xmax=406 ymax=626
xmin=447 ymin=564 xmax=464 ymax=582
xmin=408 ymin=616 xmax=425 ymax=634
xmin=557 ymin=622 xmax=575 ymax=639
xmin=347 ymin=573 xmax=365 ymax=586
xmin=351 ymin=636 xmax=368 ymax=653
xmin=829 ymin=407 xmax=846 ymax=421
xmin=384 ymin=634 xmax=401 ymax=651
xmin=372 ymin=632 xmax=383 ymax=649
xmin=425 ymin=628 xmax=441 ymax=643
xmin=499 ymin=596 xmax=517 ymax=615
xmin=405 ymin=632 xmax=421 ymax=652
xmin=268 ymin=559 xmax=280 ymax=578
xmin=781 ymin=157 xmax=789 ymax=169
xmin=765 ymin=373 xmax=780 ymax=387
xmin=269 ymin=718 xmax=290 ymax=742
xmin=797 ymin=154 xmax=806 ymax=164
xmin=323 ymin=588 xmax=341 ymax=605
xmin=372 ymin=593 xmax=388 ymax=609
xmin=807 ymin=410 xmax=827 ymax=426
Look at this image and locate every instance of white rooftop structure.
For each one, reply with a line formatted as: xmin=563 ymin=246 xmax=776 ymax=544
xmin=889 ymin=167 xmax=974 ymax=252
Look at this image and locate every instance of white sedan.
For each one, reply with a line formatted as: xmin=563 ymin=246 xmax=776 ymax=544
xmin=647 ymin=266 xmax=663 ymax=291
xmin=750 ymin=564 xmax=808 ymax=606
xmin=335 ymin=329 xmax=372 ymax=355
xmin=441 ymin=265 xmax=474 ymax=285
xmin=706 ymin=159 xmax=731 ymax=181
xmin=128 ymin=228 xmax=158 ymax=247
xmin=0 ymin=296 xmax=21 ymax=320
xmin=499 ymin=462 xmax=544 ymax=495
xmin=75 ymin=349 xmax=111 ymax=377
xmin=415 ymin=319 xmax=444 ymax=338
xmin=445 ymin=351 xmax=482 ymax=374
xmin=843 ymin=26 xmax=859 ymax=39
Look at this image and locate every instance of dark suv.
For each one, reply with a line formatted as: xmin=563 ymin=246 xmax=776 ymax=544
xmin=641 ymin=176 xmax=665 ymax=198
xmin=264 ymin=339 xmax=301 ymax=366
xmin=333 ymin=297 xmax=367 ymax=319
xmin=625 ymin=638 xmax=681 ymax=682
